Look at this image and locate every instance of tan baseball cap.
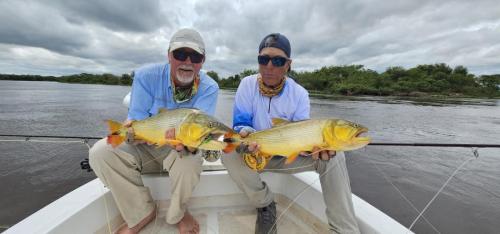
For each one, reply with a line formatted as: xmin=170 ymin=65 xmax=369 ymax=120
xmin=168 ymin=28 xmax=205 ymax=55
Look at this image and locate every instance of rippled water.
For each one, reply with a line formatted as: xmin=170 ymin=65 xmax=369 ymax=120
xmin=1 ymin=80 xmax=499 ymax=233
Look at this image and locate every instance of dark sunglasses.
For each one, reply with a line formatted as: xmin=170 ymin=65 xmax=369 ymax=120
xmin=257 ymin=55 xmax=288 ymax=67
xmin=172 ymin=50 xmax=204 ymax=63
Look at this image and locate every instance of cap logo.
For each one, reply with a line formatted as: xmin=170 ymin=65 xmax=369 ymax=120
xmin=264 ymin=34 xmax=278 ymax=47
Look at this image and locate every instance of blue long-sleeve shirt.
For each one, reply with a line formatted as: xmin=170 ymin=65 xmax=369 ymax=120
xmin=233 ymin=74 xmax=310 ymax=132
xmin=127 ymin=63 xmax=219 ymax=120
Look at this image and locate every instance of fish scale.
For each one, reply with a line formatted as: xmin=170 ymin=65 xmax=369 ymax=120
xmin=106 ymin=108 xmax=233 ymax=151
xmin=234 ymin=119 xmax=370 ymax=170
xmin=248 ymin=120 xmax=327 ymax=156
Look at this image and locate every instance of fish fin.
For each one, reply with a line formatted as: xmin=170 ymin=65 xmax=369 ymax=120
xmin=222 ymin=131 xmax=241 ymax=153
xmin=106 ymin=134 xmax=125 ymax=148
xmin=223 ymin=142 xmax=238 ymax=153
xmin=158 ymin=108 xmax=169 ymax=113
xmin=165 ymin=139 xmax=182 ymax=146
xmin=155 ymin=143 xmax=169 ymax=149
xmin=285 ymin=152 xmax=300 ymax=164
xmin=271 ymin=118 xmax=290 ymax=127
xmin=106 ymin=120 xmax=126 ymax=148
xmin=106 ymin=119 xmax=123 ymax=134
xmin=224 ymin=131 xmax=239 ymax=140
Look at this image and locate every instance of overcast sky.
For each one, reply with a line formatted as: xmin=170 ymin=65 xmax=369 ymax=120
xmin=1 ymin=0 xmax=499 ymax=77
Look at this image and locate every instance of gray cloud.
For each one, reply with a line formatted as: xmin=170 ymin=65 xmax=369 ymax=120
xmin=51 ymin=0 xmax=169 ymax=33
xmin=0 ymin=0 xmax=499 ymax=77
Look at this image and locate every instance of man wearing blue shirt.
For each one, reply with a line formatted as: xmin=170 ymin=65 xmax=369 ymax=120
xmin=222 ymin=33 xmax=360 ymax=234
xmin=89 ymin=28 xmax=217 ymax=234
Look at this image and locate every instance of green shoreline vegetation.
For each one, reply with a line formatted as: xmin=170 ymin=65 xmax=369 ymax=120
xmin=1 ymin=63 xmax=499 ymax=98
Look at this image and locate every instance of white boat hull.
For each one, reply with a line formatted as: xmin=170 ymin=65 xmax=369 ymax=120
xmin=6 ymin=171 xmax=412 ymax=234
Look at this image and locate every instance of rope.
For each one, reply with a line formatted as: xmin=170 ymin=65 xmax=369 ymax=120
xmin=407 ymin=148 xmax=478 ymax=233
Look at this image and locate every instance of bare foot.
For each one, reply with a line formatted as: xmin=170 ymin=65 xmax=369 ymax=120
xmin=177 ymin=211 xmax=200 ymax=234
xmin=116 ymin=208 xmax=156 ymax=234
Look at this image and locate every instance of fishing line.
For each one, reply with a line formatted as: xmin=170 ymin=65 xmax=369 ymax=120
xmin=79 ymin=140 xmax=117 ymax=234
xmin=268 ymin=157 xmax=337 ymax=234
xmin=0 ymin=139 xmax=86 ymax=144
xmin=263 ymin=162 xmax=316 ymax=172
xmin=366 ymin=149 xmax=441 ymax=234
xmin=406 ymin=148 xmax=478 ymax=233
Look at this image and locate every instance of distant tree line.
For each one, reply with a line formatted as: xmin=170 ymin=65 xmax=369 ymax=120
xmin=0 ymin=73 xmax=132 ymax=85
xmin=210 ymin=63 xmax=500 ymax=98
xmin=1 ymin=63 xmax=499 ymax=97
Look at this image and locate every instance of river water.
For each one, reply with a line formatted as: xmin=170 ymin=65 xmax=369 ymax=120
xmin=0 ymin=80 xmax=499 ymax=233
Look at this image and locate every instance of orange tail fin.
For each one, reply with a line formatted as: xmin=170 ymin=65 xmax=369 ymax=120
xmin=106 ymin=120 xmax=125 ymax=148
xmin=107 ymin=134 xmax=125 ymax=148
xmin=107 ymin=120 xmax=123 ymax=133
xmin=222 ymin=131 xmax=241 ymax=153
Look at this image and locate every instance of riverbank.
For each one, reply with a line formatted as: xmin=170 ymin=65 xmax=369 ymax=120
xmin=2 ymin=63 xmax=500 ymax=98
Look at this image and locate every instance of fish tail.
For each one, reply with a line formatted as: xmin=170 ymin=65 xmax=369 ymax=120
xmin=106 ymin=119 xmax=123 ymax=134
xmin=285 ymin=152 xmax=300 ymax=164
xmin=222 ymin=131 xmax=241 ymax=153
xmin=106 ymin=120 xmax=126 ymax=148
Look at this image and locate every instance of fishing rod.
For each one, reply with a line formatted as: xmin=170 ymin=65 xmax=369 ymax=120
xmin=0 ymin=134 xmax=102 ymax=140
xmin=368 ymin=142 xmax=500 ymax=148
xmin=1 ymin=134 xmax=500 ymax=148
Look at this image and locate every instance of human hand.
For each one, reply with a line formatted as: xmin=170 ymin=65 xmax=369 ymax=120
xmin=165 ymin=128 xmax=184 ymax=151
xmin=124 ymin=120 xmax=148 ymax=145
xmin=236 ymin=141 xmax=260 ymax=154
xmin=238 ymin=126 xmax=256 ymax=138
xmin=301 ymin=146 xmax=336 ymax=161
xmin=247 ymin=142 xmax=260 ymax=153
xmin=164 ymin=128 xmax=197 ymax=153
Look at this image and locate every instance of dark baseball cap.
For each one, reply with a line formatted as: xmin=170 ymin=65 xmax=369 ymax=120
xmin=258 ymin=33 xmax=291 ymax=58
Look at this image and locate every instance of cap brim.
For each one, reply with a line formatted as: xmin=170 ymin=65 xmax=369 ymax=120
xmin=169 ymin=42 xmax=204 ymax=54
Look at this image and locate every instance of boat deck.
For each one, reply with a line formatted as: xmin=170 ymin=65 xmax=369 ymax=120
xmin=5 ymin=160 xmax=412 ymax=234
xmin=96 ymin=194 xmax=330 ymax=234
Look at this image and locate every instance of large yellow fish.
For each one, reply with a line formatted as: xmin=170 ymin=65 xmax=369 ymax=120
xmin=227 ymin=118 xmax=371 ymax=170
xmin=106 ymin=108 xmax=234 ymax=151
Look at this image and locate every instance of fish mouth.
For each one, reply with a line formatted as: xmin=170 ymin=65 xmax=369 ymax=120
xmin=196 ymin=132 xmax=229 ymax=150
xmin=354 ymin=128 xmax=371 ymax=142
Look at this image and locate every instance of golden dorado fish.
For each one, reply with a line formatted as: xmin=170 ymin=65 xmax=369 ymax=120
xmin=227 ymin=118 xmax=371 ymax=170
xmin=106 ymin=108 xmax=234 ymax=151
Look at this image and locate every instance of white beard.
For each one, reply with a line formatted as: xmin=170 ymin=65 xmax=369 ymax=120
xmin=175 ymin=72 xmax=194 ymax=85
xmin=175 ymin=65 xmax=195 ymax=86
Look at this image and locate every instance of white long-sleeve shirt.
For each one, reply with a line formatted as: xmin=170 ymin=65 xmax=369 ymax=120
xmin=232 ymin=74 xmax=310 ymax=132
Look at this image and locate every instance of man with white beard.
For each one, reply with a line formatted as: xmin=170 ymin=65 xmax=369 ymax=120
xmin=89 ymin=28 xmax=218 ymax=234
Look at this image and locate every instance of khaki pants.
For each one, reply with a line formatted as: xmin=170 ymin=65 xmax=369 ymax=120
xmin=89 ymin=139 xmax=203 ymax=227
xmin=222 ymin=151 xmax=360 ymax=234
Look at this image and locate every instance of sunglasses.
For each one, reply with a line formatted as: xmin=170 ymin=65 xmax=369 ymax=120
xmin=257 ymin=55 xmax=289 ymax=67
xmin=172 ymin=50 xmax=204 ymax=63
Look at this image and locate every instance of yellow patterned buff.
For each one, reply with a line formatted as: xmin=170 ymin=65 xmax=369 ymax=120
xmin=171 ymin=74 xmax=200 ymax=103
xmin=258 ymin=74 xmax=286 ymax=97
